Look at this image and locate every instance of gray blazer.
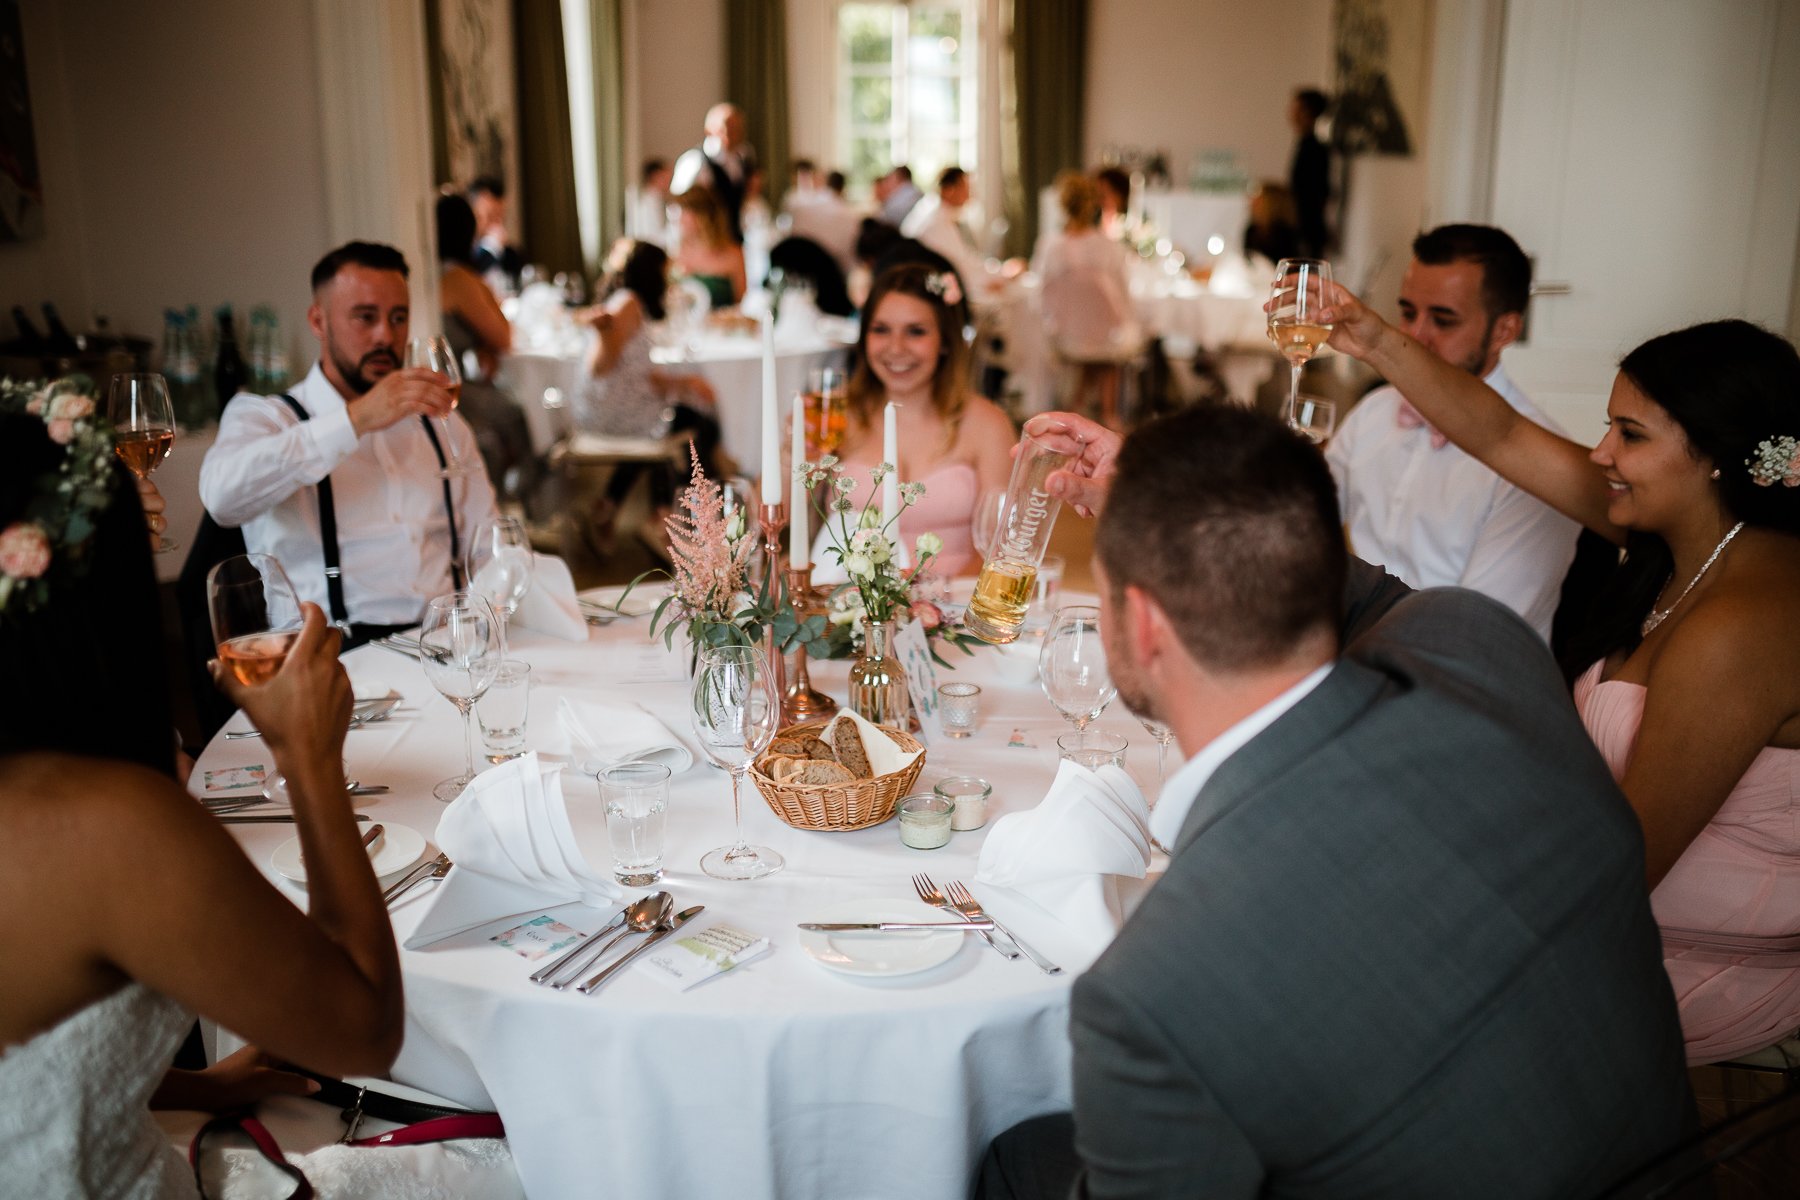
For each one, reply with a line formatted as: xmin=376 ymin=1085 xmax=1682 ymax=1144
xmin=1069 ymin=568 xmax=1691 ymax=1198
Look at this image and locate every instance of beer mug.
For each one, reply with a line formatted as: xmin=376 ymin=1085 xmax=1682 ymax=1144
xmin=964 ymin=430 xmax=1072 ymax=644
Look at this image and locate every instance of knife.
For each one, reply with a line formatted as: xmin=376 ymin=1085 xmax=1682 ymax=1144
xmin=217 ymin=813 xmax=372 ymax=824
xmin=578 ymin=904 xmax=704 ymax=993
xmin=362 ymin=824 xmax=384 ymax=851
xmin=798 ymin=921 xmax=996 ymax=932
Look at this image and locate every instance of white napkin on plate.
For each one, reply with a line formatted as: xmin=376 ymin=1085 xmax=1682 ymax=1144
xmin=975 ymin=759 xmax=1152 ymax=953
xmin=508 ymin=553 xmax=588 ymax=642
xmin=819 ymin=709 xmax=922 ymax=777
xmin=406 ymin=754 xmax=620 ymax=949
xmin=549 ymin=697 xmax=695 ymax=775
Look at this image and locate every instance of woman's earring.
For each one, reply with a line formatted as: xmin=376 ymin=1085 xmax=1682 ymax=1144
xmin=1710 ymin=468 xmax=1721 ymax=480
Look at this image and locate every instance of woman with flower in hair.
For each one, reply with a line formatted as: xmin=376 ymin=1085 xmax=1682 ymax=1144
xmin=809 ymin=262 xmax=1015 ymax=578
xmin=1315 ymin=292 xmax=1800 ymax=1065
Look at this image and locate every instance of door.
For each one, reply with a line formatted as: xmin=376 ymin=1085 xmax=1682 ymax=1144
xmin=1488 ymin=0 xmax=1800 ymax=445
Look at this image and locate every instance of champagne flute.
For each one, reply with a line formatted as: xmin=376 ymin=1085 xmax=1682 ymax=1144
xmin=1137 ymin=715 xmax=1175 ymax=790
xmin=207 ymin=554 xmax=305 ymax=798
xmin=691 ymin=644 xmax=784 ymax=880
xmin=465 ymin=515 xmax=534 ymax=656
xmin=107 ymin=373 xmax=178 ymax=552
xmin=1267 ymin=258 xmax=1333 ymax=428
xmin=420 ymin=591 xmax=502 ymax=801
xmin=1039 ymin=605 xmax=1117 ymax=734
xmin=405 ymin=335 xmax=471 ymax=478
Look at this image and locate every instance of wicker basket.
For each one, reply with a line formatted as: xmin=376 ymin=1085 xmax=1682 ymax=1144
xmin=749 ymin=720 xmax=926 ymax=831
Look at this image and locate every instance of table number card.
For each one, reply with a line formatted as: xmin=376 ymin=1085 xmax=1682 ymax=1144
xmin=893 ymin=622 xmax=941 ymax=743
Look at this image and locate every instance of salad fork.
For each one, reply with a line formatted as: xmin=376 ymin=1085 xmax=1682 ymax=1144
xmin=912 ymin=873 xmax=1017 ymax=961
xmin=945 ymin=880 xmax=1062 ymax=975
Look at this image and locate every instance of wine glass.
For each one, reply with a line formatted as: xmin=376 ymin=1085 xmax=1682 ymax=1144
xmin=465 ymin=515 xmax=534 ymax=656
xmin=207 ymin=554 xmax=305 ymax=798
xmin=690 ymin=644 xmax=784 ymax=880
xmin=1267 ymin=258 xmax=1333 ymax=429
xmin=1039 ymin=605 xmax=1117 ymax=734
xmin=420 ymin=591 xmax=502 ymax=801
xmin=404 ymin=335 xmax=471 ymax=478
xmin=107 ymin=373 xmax=178 ymax=552
xmin=1137 ymin=715 xmax=1175 ymax=791
xmin=1290 ymin=395 xmax=1338 ymax=445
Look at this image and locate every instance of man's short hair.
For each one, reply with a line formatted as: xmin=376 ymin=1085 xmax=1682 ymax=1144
xmin=310 ymin=242 xmax=410 ymax=292
xmin=467 ymin=175 xmax=505 ymax=200
xmin=891 ymin=165 xmax=912 ymax=184
xmin=641 ymin=157 xmax=667 ymax=184
xmin=792 ymin=157 xmax=816 ymax=174
xmin=1411 ymin=224 xmax=1532 ymax=317
xmin=1096 ymin=407 xmax=1345 ymax=672
xmin=938 ymin=166 xmax=966 ymax=191
xmin=826 ymin=170 xmax=847 ymax=194
xmin=1294 ymin=88 xmax=1329 ymax=121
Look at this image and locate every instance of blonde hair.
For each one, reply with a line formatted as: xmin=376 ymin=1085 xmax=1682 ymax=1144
xmin=1057 ymin=171 xmax=1103 ymax=231
xmin=675 ymin=186 xmax=730 ymax=250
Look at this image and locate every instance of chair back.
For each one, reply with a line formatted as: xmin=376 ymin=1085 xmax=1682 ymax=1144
xmin=176 ymin=512 xmax=246 ymax=739
xmin=1041 ymin=255 xmax=1136 ymax=360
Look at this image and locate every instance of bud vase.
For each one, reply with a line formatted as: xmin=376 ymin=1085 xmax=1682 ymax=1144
xmin=848 ymin=617 xmax=910 ymax=730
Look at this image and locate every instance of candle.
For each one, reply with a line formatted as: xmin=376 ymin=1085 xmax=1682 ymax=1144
xmin=881 ymin=402 xmax=899 ymax=525
xmin=789 ymin=393 xmax=809 ymax=568
xmin=760 ymin=317 xmax=780 ymax=504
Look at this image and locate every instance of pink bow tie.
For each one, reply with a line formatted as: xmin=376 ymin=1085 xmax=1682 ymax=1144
xmin=1395 ymin=399 xmax=1449 ymax=449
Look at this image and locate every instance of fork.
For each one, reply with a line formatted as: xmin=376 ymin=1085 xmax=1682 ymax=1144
xmin=946 ymin=880 xmax=1062 ymax=975
xmin=382 ymin=853 xmax=451 ymax=905
xmin=912 ymin=873 xmax=1018 ymax=961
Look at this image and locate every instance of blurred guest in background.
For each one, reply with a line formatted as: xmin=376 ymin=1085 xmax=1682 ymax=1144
xmin=672 ymin=102 xmax=756 ymax=244
xmin=629 ymin=157 xmax=673 ymax=246
xmin=1036 ymin=171 xmax=1141 ymax=430
xmin=1242 ymin=180 xmax=1301 ymax=267
xmin=466 ymin=175 xmax=524 ymax=293
xmin=672 ymin=187 xmax=747 ymax=309
xmin=876 ymin=164 xmax=923 ymax=228
xmin=786 ymin=168 xmax=863 ymax=275
xmin=901 ymin=166 xmax=992 ymax=311
xmin=1288 ymin=87 xmax=1332 ymax=257
xmin=1095 ymin=166 xmax=1131 ymax=239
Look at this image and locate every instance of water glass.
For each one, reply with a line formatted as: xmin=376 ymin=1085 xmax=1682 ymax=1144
xmin=478 ymin=660 xmax=532 ymax=760
xmin=1034 ymin=555 xmax=1065 ymax=613
xmin=1057 ymin=729 xmax=1128 ymax=770
xmin=599 ymin=761 xmax=670 ymax=886
xmin=937 ymin=682 xmax=982 ymax=738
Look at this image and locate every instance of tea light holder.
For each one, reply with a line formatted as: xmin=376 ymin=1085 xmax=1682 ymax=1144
xmin=934 ymin=775 xmax=992 ymax=831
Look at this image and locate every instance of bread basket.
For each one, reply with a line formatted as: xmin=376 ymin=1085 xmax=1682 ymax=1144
xmin=749 ymin=720 xmax=926 ymax=831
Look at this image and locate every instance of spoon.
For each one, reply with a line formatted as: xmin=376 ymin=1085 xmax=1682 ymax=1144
xmin=530 ymin=901 xmax=638 ymax=984
xmin=548 ymin=891 xmax=673 ymax=990
xmin=579 ymin=904 xmax=705 ymax=994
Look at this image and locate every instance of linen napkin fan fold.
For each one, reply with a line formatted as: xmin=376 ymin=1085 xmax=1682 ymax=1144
xmin=549 ymin=698 xmax=696 ymax=775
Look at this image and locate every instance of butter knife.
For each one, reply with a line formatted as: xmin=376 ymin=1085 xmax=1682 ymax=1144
xmin=798 ymin=921 xmax=996 ymax=932
xmin=578 ymin=904 xmax=704 ymax=994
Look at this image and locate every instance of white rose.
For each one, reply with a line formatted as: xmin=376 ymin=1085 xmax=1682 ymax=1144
xmin=915 ymin=531 xmax=944 ymax=559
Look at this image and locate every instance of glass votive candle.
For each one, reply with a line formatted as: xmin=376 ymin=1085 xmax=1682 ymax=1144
xmin=897 ymin=793 xmax=954 ymax=849
xmin=1057 ymin=729 xmax=1129 ymax=770
xmin=935 ymin=775 xmax=992 ymax=831
xmin=937 ymin=682 xmax=982 ymax=738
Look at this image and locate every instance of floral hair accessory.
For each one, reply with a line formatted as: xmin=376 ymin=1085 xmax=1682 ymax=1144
xmin=1746 ymin=435 xmax=1800 ymax=488
xmin=1 ymin=377 xmax=117 ymax=619
xmin=923 ymin=271 xmax=963 ymax=307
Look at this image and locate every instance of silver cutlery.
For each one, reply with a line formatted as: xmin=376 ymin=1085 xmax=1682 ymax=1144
xmin=218 ymin=813 xmax=372 ymax=824
xmin=578 ymin=904 xmax=703 ymax=994
xmin=912 ymin=873 xmax=1018 ymax=961
xmin=225 ymin=694 xmax=406 ymax=739
xmin=362 ymin=824 xmax=384 ymax=851
xmin=799 ymin=921 xmax=996 ymax=932
xmin=528 ymin=903 xmax=634 ymax=984
xmin=372 ymin=637 xmax=422 ymax=661
xmin=946 ymin=880 xmax=1062 ymax=976
xmin=541 ymin=892 xmax=670 ymax=988
xmin=382 ymin=853 xmax=451 ymax=905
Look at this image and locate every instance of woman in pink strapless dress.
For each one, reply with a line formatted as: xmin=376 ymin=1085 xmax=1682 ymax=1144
xmin=1319 ymin=291 xmax=1800 ymax=1063
xmin=811 ymin=262 xmax=1016 ymax=579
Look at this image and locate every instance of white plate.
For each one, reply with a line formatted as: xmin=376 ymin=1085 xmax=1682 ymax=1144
xmin=798 ymin=899 xmax=964 ymax=978
xmin=272 ymin=823 xmax=427 ymax=885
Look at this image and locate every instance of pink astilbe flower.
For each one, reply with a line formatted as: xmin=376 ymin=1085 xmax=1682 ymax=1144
xmin=665 ymin=448 xmax=754 ymax=619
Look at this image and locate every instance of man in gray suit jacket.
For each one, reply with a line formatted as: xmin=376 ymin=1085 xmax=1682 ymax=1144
xmin=978 ymin=407 xmax=1691 ymax=1198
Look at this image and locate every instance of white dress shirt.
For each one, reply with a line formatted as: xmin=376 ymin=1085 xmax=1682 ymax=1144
xmin=900 ymin=195 xmax=990 ymax=308
xmin=1149 ymin=664 xmax=1334 ymax=851
xmin=671 ymin=137 xmax=748 ymax=197
xmin=1324 ymin=365 xmax=1579 ymax=641
xmin=199 ymin=363 xmax=498 ymax=626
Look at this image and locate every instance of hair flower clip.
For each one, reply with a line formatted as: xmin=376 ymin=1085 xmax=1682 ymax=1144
xmin=924 ymin=271 xmax=963 ymax=307
xmin=1746 ymin=435 xmax=1800 ymax=488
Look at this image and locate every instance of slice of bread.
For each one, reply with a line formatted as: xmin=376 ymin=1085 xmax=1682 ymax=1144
xmin=831 ymin=719 xmax=874 ymax=779
xmin=764 ymin=755 xmax=806 ymax=783
xmin=767 ymin=737 xmax=810 ymax=757
xmin=796 ymin=760 xmax=856 ymax=785
xmin=800 ymin=736 xmax=836 ymax=760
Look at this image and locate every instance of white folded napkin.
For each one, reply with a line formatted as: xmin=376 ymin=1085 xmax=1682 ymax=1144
xmin=509 ymin=553 xmax=588 ymax=641
xmin=975 ymin=759 xmax=1152 ymax=953
xmin=406 ymin=753 xmax=621 ymax=949
xmin=549 ymin=697 xmax=696 ymax=775
xmin=820 ymin=708 xmax=922 ymax=776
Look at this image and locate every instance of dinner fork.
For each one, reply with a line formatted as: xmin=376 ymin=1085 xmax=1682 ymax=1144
xmin=912 ymin=873 xmax=1018 ymax=961
xmin=382 ymin=853 xmax=451 ymax=905
xmin=946 ymin=880 xmax=1062 ymax=976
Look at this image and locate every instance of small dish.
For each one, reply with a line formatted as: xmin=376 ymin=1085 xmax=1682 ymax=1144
xmin=798 ymin=899 xmax=963 ymax=978
xmin=272 ymin=823 xmax=426 ymax=885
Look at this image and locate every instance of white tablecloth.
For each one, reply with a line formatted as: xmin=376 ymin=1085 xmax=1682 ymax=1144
xmin=194 ymin=590 xmax=1161 ymax=1200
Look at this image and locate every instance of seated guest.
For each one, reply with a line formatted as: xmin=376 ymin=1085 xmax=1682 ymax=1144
xmin=0 ymin=407 xmax=404 ymax=1194
xmin=977 ymin=406 xmax=1692 ymax=1198
xmin=200 ymin=241 xmax=498 ymax=646
xmin=672 ymin=186 xmax=747 ymax=309
xmin=466 ymin=175 xmax=524 ymax=293
xmin=1035 ymin=170 xmax=1141 ymax=429
xmin=850 ymin=218 xmax=958 ymax=311
xmin=628 ymin=157 xmax=673 ymax=246
xmin=1324 ymin=225 xmax=1579 ymax=639
xmin=900 ymin=166 xmax=993 ymax=310
xmin=1320 ymin=282 xmax=1800 ymax=1064
xmin=767 ymin=235 xmax=855 ymax=318
xmin=875 ymin=164 xmax=922 ymax=228
xmin=1094 ymin=166 xmax=1131 ymax=240
xmin=811 ymin=263 xmax=1013 ymax=577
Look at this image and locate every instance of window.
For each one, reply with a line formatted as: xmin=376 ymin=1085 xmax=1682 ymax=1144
xmin=837 ymin=1 xmax=979 ymax=197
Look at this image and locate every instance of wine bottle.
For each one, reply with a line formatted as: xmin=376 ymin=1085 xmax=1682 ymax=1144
xmin=40 ymin=303 xmax=81 ymax=355
xmin=213 ymin=306 xmax=248 ymax=415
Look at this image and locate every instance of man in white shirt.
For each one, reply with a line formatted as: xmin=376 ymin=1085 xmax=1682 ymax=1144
xmin=785 ymin=169 xmax=862 ymax=275
xmin=1324 ymin=224 xmax=1578 ymax=639
xmin=900 ymin=166 xmax=991 ymax=307
xmin=199 ymin=242 xmax=498 ymax=645
xmin=670 ymin=103 xmax=756 ymax=244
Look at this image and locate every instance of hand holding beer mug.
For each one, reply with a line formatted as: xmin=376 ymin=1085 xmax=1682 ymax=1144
xmin=964 ymin=430 xmax=1073 ymax=644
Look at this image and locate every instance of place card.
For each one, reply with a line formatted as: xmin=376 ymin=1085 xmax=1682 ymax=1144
xmin=1007 ymin=728 xmax=1037 ymax=749
xmin=203 ymin=765 xmax=267 ymax=792
xmin=491 ymin=914 xmax=584 ymax=961
xmin=893 ymin=622 xmax=941 ymax=744
xmin=641 ymin=923 xmax=771 ymax=991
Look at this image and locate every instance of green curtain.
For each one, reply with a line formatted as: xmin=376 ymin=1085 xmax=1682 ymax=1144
xmin=725 ymin=0 xmax=792 ymax=205
xmin=586 ymin=0 xmax=628 ymax=265
xmin=1007 ymin=0 xmax=1086 ymax=258
xmin=513 ymin=0 xmax=584 ymax=278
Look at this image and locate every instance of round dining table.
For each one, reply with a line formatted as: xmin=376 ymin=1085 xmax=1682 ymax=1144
xmin=192 ymin=585 xmax=1160 ymax=1200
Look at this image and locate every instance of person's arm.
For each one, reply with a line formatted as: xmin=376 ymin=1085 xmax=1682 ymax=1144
xmin=1454 ymin=483 xmax=1579 ymax=639
xmin=727 ymin=247 xmax=747 ymax=303
xmin=1316 ymin=285 xmax=1623 ymax=544
xmin=443 ymin=267 xmax=512 ymax=356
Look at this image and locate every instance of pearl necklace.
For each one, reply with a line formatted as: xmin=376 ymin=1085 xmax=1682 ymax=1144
xmin=1641 ymin=521 xmax=1745 ymax=637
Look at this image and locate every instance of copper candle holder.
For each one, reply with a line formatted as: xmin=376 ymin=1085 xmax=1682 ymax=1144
xmin=757 ymin=503 xmax=789 ymax=711
xmin=783 ymin=564 xmax=838 ymax=723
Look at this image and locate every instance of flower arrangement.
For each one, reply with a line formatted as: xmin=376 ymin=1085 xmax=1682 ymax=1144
xmin=0 ymin=376 xmax=116 ymax=620
xmin=1746 ymin=435 xmax=1800 ymax=488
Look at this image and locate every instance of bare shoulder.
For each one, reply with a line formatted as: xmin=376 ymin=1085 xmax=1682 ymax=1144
xmin=1652 ymin=546 xmax=1800 ymax=688
xmin=957 ymin=394 xmax=1016 ymax=445
xmin=0 ymin=754 xmax=204 ymax=891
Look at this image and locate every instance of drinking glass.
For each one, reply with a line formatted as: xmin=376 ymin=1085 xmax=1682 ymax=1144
xmin=1057 ymin=729 xmax=1129 ymax=770
xmin=600 ymin=761 xmax=671 ymax=886
xmin=1291 ymin=395 xmax=1337 ymax=445
xmin=420 ymin=591 xmax=502 ymax=801
xmin=1267 ymin=258 xmax=1333 ymax=428
xmin=804 ymin=366 xmax=848 ymax=459
xmin=690 ymin=644 xmax=783 ymax=880
xmin=207 ymin=554 xmax=305 ymax=797
xmin=107 ymin=373 xmax=178 ymax=551
xmin=404 ymin=335 xmax=471 ymax=478
xmin=1138 ymin=715 xmax=1175 ymax=789
xmin=966 ymin=431 xmax=1074 ymax=645
xmin=465 ymin=515 xmax=534 ymax=655
xmin=1039 ymin=605 xmax=1117 ymax=733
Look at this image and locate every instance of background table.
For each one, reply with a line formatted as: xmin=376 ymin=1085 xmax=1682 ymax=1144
xmin=193 ymin=590 xmax=1162 ymax=1199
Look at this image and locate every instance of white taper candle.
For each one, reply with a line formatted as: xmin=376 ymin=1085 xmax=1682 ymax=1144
xmin=790 ymin=395 xmax=809 ymax=568
xmin=760 ymin=317 xmax=780 ymax=504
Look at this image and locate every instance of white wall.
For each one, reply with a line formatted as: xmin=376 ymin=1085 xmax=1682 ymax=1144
xmin=631 ymin=0 xmax=725 ymax=167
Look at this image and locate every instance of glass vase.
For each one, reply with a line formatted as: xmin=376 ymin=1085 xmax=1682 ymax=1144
xmin=848 ymin=617 xmax=911 ymax=731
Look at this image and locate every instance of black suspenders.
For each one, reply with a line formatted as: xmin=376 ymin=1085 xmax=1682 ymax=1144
xmin=275 ymin=393 xmax=463 ymax=624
